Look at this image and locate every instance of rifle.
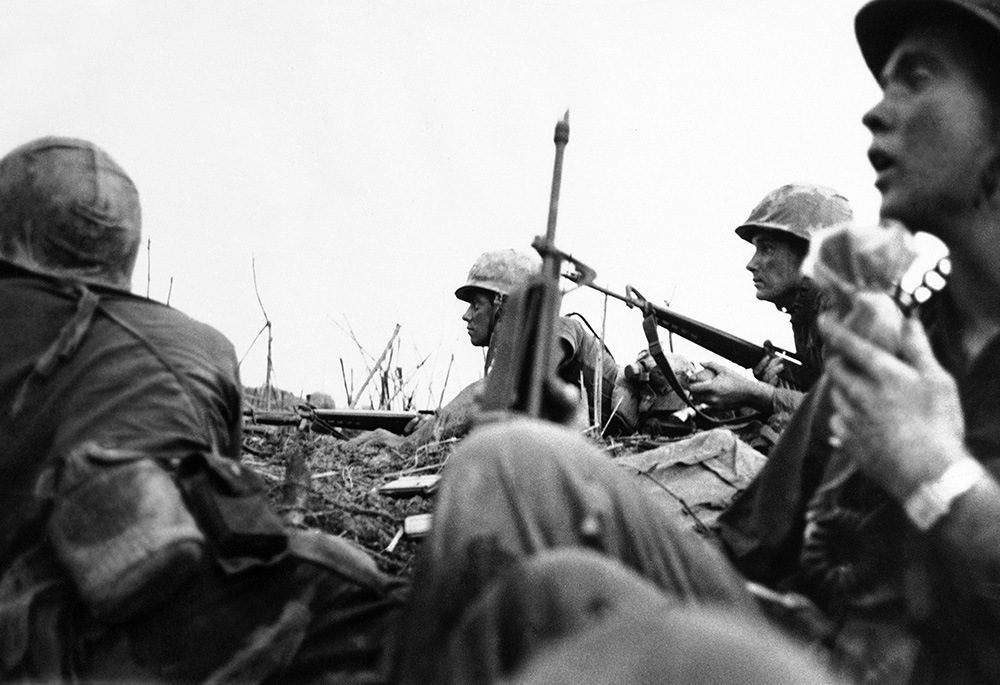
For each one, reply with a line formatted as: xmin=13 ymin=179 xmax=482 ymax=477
xmin=243 ymin=406 xmax=427 ymax=436
xmin=394 ymin=112 xmax=592 ymax=541
xmin=477 ymin=111 xmax=596 ymax=423
xmin=563 ymin=274 xmax=801 ymax=375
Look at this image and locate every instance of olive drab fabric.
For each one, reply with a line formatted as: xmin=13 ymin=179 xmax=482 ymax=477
xmin=735 ymin=184 xmax=854 ymax=246
xmin=455 ymin=249 xmax=541 ymax=302
xmin=556 ymin=316 xmax=621 ymax=433
xmin=392 ymin=419 xmax=761 ymax=685
xmin=0 ymin=269 xmax=405 ymax=685
xmin=855 ymin=0 xmax=1000 ymax=80
xmin=0 ymin=136 xmax=404 ymax=684
xmin=0 ymin=137 xmax=142 ymax=291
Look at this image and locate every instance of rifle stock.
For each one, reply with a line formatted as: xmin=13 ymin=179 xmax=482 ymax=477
xmin=566 ymin=275 xmax=801 ymax=373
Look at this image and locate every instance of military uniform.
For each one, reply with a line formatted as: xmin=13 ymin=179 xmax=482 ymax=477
xmin=0 ymin=138 xmax=404 ymax=684
xmin=719 ymin=287 xmax=1000 ymax=684
xmin=555 ymin=316 xmax=620 ymax=431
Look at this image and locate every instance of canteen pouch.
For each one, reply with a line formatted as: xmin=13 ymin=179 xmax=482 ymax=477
xmin=177 ymin=451 xmax=288 ymax=569
xmin=46 ymin=443 xmax=205 ymax=623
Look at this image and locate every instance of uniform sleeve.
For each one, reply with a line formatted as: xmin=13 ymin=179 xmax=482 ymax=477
xmin=931 ymin=458 xmax=1000 ymax=615
xmin=222 ymin=345 xmax=243 ymax=459
xmin=770 ymin=387 xmax=805 ymax=416
xmin=556 ymin=317 xmax=582 ymax=371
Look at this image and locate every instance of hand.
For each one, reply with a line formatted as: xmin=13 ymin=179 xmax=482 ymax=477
xmin=688 ymin=361 xmax=773 ymax=412
xmin=404 ymin=413 xmax=434 ymax=436
xmin=753 ymin=353 xmax=786 ymax=386
xmin=819 ymin=313 xmax=968 ymax=501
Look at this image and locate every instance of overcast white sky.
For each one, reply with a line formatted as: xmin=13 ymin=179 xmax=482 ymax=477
xmin=3 ymin=1 xmax=937 ymax=408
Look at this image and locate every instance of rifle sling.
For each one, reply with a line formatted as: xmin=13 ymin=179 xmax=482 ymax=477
xmin=641 ymin=313 xmax=759 ymax=429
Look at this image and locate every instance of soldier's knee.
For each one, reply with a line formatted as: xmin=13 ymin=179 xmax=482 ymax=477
xmin=513 ymin=549 xmax=673 ymax=620
xmin=449 ymin=418 xmax=598 ymax=474
xmin=445 ymin=418 xmax=569 ymax=476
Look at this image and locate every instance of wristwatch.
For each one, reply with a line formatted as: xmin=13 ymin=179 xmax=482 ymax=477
xmin=903 ymin=458 xmax=986 ymax=531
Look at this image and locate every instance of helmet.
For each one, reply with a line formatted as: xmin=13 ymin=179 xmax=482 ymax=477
xmin=0 ymin=136 xmax=141 ymax=291
xmin=455 ymin=249 xmax=540 ymax=302
xmin=856 ymin=0 xmax=1000 ymax=80
xmin=735 ymin=184 xmax=853 ymax=245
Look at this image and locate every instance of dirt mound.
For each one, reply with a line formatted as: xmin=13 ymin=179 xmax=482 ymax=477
xmin=243 ymin=425 xmax=770 ymax=579
xmin=245 ymin=428 xmax=451 ymax=577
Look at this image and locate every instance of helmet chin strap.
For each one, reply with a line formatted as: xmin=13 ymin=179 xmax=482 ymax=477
xmin=483 ymin=292 xmax=506 ymax=374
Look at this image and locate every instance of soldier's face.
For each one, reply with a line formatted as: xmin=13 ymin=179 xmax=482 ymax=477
xmin=863 ymin=22 xmax=1000 ymax=243
xmin=746 ymin=233 xmax=803 ymax=304
xmin=462 ymin=290 xmax=497 ymax=347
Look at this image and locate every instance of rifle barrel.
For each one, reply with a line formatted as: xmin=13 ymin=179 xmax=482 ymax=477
xmin=526 ymin=111 xmax=571 ymax=417
xmin=567 ymin=275 xmax=801 ymax=370
xmin=243 ymin=408 xmax=423 ymax=434
xmin=312 ymin=409 xmax=422 ymax=434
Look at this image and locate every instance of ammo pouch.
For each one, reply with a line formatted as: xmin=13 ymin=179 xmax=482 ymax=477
xmin=47 ymin=443 xmax=205 ymax=623
xmin=176 ymin=451 xmax=288 ymax=571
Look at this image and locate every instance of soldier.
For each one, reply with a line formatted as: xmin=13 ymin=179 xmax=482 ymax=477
xmin=394 ymin=250 xmax=539 ymax=446
xmin=0 ymin=137 xmax=404 ymax=683
xmin=460 ymin=249 xmax=621 ymax=429
xmin=455 ymin=248 xmax=540 ymax=357
xmin=394 ymin=0 xmax=1000 ymax=683
xmin=689 ymin=184 xmax=853 ymax=421
xmin=405 ymin=249 xmax=626 ymax=444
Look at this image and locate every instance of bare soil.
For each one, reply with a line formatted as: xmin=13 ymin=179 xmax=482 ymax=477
xmin=245 ymin=427 xmax=451 ymax=577
xmin=242 ymin=424 xmax=726 ymax=579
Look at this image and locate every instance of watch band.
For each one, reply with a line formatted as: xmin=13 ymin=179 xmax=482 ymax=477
xmin=904 ymin=458 xmax=986 ymax=532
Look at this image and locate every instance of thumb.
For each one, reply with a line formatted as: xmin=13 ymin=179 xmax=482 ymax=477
xmin=701 ymin=361 xmax=725 ymax=373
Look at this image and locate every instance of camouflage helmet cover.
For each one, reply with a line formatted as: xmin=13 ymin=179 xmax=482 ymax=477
xmin=0 ymin=136 xmax=142 ymax=291
xmin=455 ymin=249 xmax=540 ymax=302
xmin=855 ymin=0 xmax=1000 ymax=80
xmin=735 ymin=183 xmax=854 ymax=245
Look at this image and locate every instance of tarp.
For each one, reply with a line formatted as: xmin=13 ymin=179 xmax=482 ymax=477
xmin=614 ymin=429 xmax=767 ymax=533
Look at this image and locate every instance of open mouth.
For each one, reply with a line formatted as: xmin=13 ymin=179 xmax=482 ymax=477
xmin=868 ymin=148 xmax=893 ymax=174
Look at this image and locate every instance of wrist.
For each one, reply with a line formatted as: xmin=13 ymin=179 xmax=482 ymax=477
xmin=750 ymin=381 xmax=775 ymax=412
xmin=903 ymin=457 xmax=986 ymax=532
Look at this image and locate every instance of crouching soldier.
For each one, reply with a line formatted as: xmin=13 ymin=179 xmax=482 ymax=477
xmin=690 ymin=183 xmax=852 ymax=425
xmin=0 ymin=137 xmax=405 ymax=684
xmin=406 ymin=249 xmax=629 ymax=445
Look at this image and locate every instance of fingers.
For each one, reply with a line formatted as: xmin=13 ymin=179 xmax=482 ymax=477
xmin=828 ymin=384 xmax=854 ymax=422
xmin=752 ymin=356 xmax=768 ymax=378
xmin=687 ymin=379 xmax=711 ymax=396
xmin=754 ymin=357 xmax=785 ymax=384
xmin=898 ymin=316 xmax=938 ymax=371
xmin=764 ymin=364 xmax=785 ymax=385
xmin=827 ymin=394 xmax=849 ymax=449
xmin=752 ymin=344 xmax=774 ymax=377
xmin=817 ymin=312 xmax=888 ymax=373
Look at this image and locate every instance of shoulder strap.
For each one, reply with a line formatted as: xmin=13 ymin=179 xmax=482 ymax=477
xmin=641 ymin=313 xmax=760 ymax=429
xmin=11 ymin=284 xmax=100 ymax=418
